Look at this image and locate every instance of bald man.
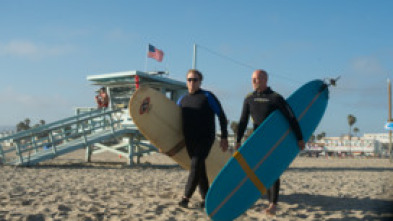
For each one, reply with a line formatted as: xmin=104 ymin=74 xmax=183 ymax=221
xmin=235 ymin=69 xmax=305 ymax=215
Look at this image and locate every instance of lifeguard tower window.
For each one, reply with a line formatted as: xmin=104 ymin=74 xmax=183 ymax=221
xmin=166 ymin=90 xmax=174 ymax=100
xmin=110 ymin=87 xmax=135 ymax=109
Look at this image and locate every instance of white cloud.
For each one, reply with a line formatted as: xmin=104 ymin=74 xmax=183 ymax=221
xmin=329 ymin=56 xmax=389 ymax=111
xmin=1 ymin=40 xmax=38 ymax=56
xmin=0 ymin=40 xmax=75 ymax=59
xmin=349 ymin=56 xmax=386 ymax=77
xmin=0 ymin=86 xmax=69 ymax=108
xmin=337 ymin=56 xmax=389 ymax=91
xmin=0 ymin=87 xmax=73 ymax=125
xmin=42 ymin=26 xmax=91 ymax=39
xmin=106 ymin=28 xmax=127 ymax=40
xmin=105 ymin=28 xmax=140 ymax=42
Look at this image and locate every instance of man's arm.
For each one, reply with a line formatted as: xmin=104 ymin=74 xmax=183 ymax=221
xmin=236 ymin=98 xmax=250 ymax=149
xmin=205 ymin=92 xmax=228 ymax=139
xmin=176 ymin=95 xmax=185 ymax=107
xmin=276 ymin=95 xmax=305 ymax=150
xmin=205 ymin=92 xmax=229 ymax=151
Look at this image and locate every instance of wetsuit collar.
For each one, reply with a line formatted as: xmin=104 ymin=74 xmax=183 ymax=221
xmin=189 ymin=88 xmax=202 ymax=95
xmin=254 ymin=87 xmax=273 ymax=96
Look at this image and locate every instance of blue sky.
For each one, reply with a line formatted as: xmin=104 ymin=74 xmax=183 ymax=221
xmin=0 ymin=0 xmax=392 ymax=137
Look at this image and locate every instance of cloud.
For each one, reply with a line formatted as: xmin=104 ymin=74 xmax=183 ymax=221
xmin=0 ymin=87 xmax=73 ymax=125
xmin=105 ymin=28 xmax=140 ymax=42
xmin=0 ymin=40 xmax=75 ymax=60
xmin=329 ymin=56 xmax=389 ymax=110
xmin=337 ymin=56 xmax=389 ymax=91
xmin=1 ymin=40 xmax=38 ymax=56
xmin=0 ymin=86 xmax=70 ymax=108
xmin=349 ymin=56 xmax=387 ymax=77
xmin=106 ymin=28 xmax=127 ymax=40
xmin=41 ymin=26 xmax=91 ymax=39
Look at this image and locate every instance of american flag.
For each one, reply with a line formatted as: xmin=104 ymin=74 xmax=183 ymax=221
xmin=147 ymin=44 xmax=164 ymax=62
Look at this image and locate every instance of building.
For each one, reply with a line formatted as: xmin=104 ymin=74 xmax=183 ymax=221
xmin=363 ymin=133 xmax=391 ymax=144
xmin=306 ymin=135 xmax=382 ymax=157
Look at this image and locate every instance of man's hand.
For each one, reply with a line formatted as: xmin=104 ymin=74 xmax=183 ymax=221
xmin=298 ymin=140 xmax=305 ymax=150
xmin=220 ymin=139 xmax=228 ymax=152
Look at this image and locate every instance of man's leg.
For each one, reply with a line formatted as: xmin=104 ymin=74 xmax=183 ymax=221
xmin=179 ymin=156 xmax=205 ymax=207
xmin=198 ymin=159 xmax=209 ymax=198
xmin=184 ymin=156 xmax=205 ymax=198
xmin=196 ymin=158 xmax=208 ymax=208
xmin=264 ymin=179 xmax=280 ymax=215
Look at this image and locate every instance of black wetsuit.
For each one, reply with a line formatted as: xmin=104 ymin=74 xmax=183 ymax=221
xmin=177 ymin=89 xmax=228 ymax=199
xmin=236 ymin=87 xmax=303 ymax=204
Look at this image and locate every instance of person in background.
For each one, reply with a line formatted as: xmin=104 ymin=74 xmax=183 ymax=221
xmin=177 ymin=69 xmax=228 ymax=208
xmin=235 ymin=69 xmax=305 ymax=215
xmin=95 ymin=87 xmax=109 ymax=108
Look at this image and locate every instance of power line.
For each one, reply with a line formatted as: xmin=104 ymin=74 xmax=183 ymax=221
xmin=196 ymin=44 xmax=302 ymax=83
xmin=197 ymin=44 xmax=256 ymax=70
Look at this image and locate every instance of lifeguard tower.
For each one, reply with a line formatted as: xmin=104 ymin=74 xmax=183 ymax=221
xmin=84 ymin=70 xmax=187 ymax=126
xmin=79 ymin=70 xmax=188 ymax=164
xmin=0 ymin=70 xmax=187 ymax=166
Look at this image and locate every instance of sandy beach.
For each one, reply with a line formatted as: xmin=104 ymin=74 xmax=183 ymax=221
xmin=1 ymin=150 xmax=392 ymax=221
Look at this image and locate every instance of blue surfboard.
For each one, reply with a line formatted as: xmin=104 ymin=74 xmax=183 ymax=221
xmin=205 ymin=80 xmax=329 ymax=220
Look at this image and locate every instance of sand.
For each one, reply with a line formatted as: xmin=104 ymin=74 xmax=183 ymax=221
xmin=1 ymin=150 xmax=392 ymax=221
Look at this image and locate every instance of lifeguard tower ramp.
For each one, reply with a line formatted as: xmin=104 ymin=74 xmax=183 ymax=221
xmin=0 ymin=108 xmax=154 ymax=166
xmin=0 ymin=70 xmax=187 ymax=166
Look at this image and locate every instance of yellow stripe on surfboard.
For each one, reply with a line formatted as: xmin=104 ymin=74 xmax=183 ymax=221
xmin=233 ymin=151 xmax=267 ymax=195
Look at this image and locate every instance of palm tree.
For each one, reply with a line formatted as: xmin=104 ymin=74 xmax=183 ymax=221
xmin=309 ymin=134 xmax=316 ymax=143
xmin=347 ymin=114 xmax=356 ymax=135
xmin=15 ymin=118 xmax=45 ymax=132
xmin=24 ymin=118 xmax=31 ymax=128
xmin=353 ymin=127 xmax=359 ymax=137
xmin=245 ymin=128 xmax=254 ymax=139
xmin=16 ymin=118 xmax=31 ymax=132
xmin=347 ymin=114 xmax=357 ymax=155
xmin=230 ymin=121 xmax=238 ymax=141
xmin=316 ymin=132 xmax=326 ymax=141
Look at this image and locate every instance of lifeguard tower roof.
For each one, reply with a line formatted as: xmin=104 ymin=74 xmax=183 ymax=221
xmin=87 ymin=70 xmax=186 ymax=90
xmin=86 ymin=70 xmax=187 ymax=109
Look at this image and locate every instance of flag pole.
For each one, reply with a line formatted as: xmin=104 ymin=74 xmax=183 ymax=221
xmin=388 ymin=78 xmax=392 ymax=162
xmin=192 ymin=43 xmax=197 ymax=69
xmin=145 ymin=44 xmax=149 ymax=72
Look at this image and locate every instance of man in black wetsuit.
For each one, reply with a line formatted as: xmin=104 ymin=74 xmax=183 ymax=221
xmin=177 ymin=69 xmax=228 ymax=208
xmin=235 ymin=69 xmax=305 ymax=215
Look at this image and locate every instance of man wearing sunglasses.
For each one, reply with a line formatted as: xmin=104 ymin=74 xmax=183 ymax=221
xmin=176 ymin=69 xmax=229 ymax=208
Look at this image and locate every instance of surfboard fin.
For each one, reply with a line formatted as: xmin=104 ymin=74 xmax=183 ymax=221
xmin=328 ymin=76 xmax=341 ymax=87
xmin=320 ymin=76 xmax=340 ymax=92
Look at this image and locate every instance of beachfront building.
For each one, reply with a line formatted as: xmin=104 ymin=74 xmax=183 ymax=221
xmin=363 ymin=133 xmax=390 ymax=144
xmin=306 ymin=135 xmax=382 ymax=157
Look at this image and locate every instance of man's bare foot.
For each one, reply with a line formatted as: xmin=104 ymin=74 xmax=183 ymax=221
xmin=263 ymin=204 xmax=276 ymax=215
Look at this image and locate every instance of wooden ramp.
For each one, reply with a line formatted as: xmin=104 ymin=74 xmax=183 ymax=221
xmin=0 ymin=108 xmax=157 ymax=166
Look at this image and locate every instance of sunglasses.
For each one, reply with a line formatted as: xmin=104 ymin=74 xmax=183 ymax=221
xmin=187 ymin=78 xmax=200 ymax=82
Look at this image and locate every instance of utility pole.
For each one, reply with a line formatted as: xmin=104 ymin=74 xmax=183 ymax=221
xmin=192 ymin=44 xmax=197 ymax=69
xmin=388 ymin=79 xmax=392 ymax=162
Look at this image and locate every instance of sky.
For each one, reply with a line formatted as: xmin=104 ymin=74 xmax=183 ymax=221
xmin=0 ymin=0 xmax=392 ymax=137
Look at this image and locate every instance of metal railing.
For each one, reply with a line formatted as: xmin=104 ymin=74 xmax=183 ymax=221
xmin=0 ymin=108 xmax=125 ymax=165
